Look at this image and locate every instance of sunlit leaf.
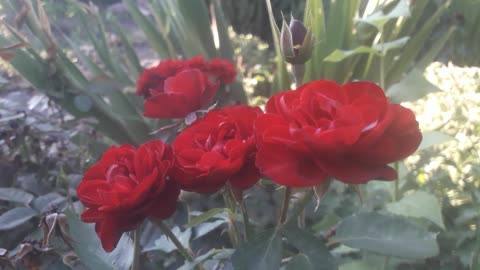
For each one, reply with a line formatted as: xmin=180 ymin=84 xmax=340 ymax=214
xmin=417 ymin=131 xmax=454 ymax=151
xmin=324 ymin=46 xmax=378 ymax=62
xmin=386 ymin=191 xmax=445 ymax=229
xmin=387 ymin=69 xmax=441 ymax=102
xmin=334 ymin=212 xmax=439 ymax=258
xmin=358 ymin=0 xmax=411 ymax=29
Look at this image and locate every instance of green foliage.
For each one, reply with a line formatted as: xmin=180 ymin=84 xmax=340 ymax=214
xmin=335 ymin=212 xmax=439 ymax=259
xmin=266 ymin=0 xmax=454 ymax=91
xmin=1 ymin=0 xmax=246 ymax=146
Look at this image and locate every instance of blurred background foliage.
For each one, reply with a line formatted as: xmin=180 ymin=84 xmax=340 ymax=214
xmin=0 ymin=0 xmax=479 ymax=269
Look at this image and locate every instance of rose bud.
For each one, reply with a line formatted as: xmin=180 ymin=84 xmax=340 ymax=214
xmin=280 ymin=18 xmax=315 ymax=65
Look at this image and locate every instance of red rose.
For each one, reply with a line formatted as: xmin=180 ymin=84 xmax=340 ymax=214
xmin=255 ymin=80 xmax=422 ymax=187
xmin=172 ymin=105 xmax=263 ymax=193
xmin=77 ymin=141 xmax=179 ymax=252
xmin=136 ymin=56 xmax=237 ymax=119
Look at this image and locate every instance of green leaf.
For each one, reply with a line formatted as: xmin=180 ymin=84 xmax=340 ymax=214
xmin=65 ymin=209 xmax=134 ymax=270
xmin=358 ymin=0 xmax=411 ymax=30
xmin=386 ymin=2 xmax=448 ymax=86
xmin=339 ymin=261 xmax=372 ymax=270
xmin=185 ymin=208 xmax=229 ymax=229
xmin=231 ymin=229 xmax=282 ymax=270
xmin=283 ymin=227 xmax=338 ymax=270
xmin=0 ymin=188 xmax=34 ymax=204
xmin=418 ymin=131 xmax=455 ymax=151
xmin=386 ymin=69 xmax=441 ymax=103
xmin=144 ymin=226 xmax=192 ymax=253
xmin=124 ymin=0 xmax=169 ymax=58
xmin=286 ymin=254 xmax=314 ymax=270
xmin=386 ymin=191 xmax=445 ymax=229
xmin=324 ymin=46 xmax=378 ymax=62
xmin=373 ymin=37 xmax=410 ymax=51
xmin=73 ymin=95 xmax=93 ymax=112
xmin=0 ymin=207 xmax=37 ymax=230
xmin=193 ymin=220 xmax=226 ymax=240
xmin=177 ymin=249 xmax=223 ymax=270
xmin=334 ymin=212 xmax=439 ymax=259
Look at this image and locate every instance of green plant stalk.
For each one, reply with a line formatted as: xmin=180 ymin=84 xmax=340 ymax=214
xmin=222 ymin=186 xmax=242 ymax=247
xmin=283 ymin=189 xmax=314 ymax=227
xmin=393 ymin=161 xmax=400 ymax=202
xmin=379 ymin=26 xmax=386 ymax=89
xmin=472 ymin=214 xmax=480 ymax=269
xmin=279 ymin=187 xmax=292 ymax=224
xmin=154 ymin=220 xmax=196 ymax=263
xmin=239 ymin=200 xmax=252 ymax=241
xmin=131 ymin=227 xmax=141 ymax=270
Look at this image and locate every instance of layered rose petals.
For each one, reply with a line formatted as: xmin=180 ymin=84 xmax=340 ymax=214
xmin=136 ymin=56 xmax=237 ymax=119
xmin=76 ymin=141 xmax=179 ymax=252
xmin=255 ymin=80 xmax=422 ymax=187
xmin=172 ymin=105 xmax=263 ymax=193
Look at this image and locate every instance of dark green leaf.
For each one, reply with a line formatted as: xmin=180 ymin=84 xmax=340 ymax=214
xmin=73 ymin=95 xmax=93 ymax=112
xmin=144 ymin=226 xmax=192 ymax=253
xmin=231 ymin=229 xmax=282 ymax=270
xmin=32 ymin=193 xmax=67 ymax=212
xmin=0 ymin=188 xmax=34 ymax=204
xmin=286 ymin=254 xmax=314 ymax=270
xmin=334 ymin=212 xmax=439 ymax=259
xmin=65 ymin=209 xmax=134 ymax=270
xmin=178 ymin=249 xmax=223 ymax=270
xmin=0 ymin=207 xmax=37 ymax=230
xmin=194 ymin=220 xmax=226 ymax=240
xmin=339 ymin=261 xmax=372 ymax=270
xmin=283 ymin=227 xmax=338 ymax=270
xmin=185 ymin=208 xmax=229 ymax=228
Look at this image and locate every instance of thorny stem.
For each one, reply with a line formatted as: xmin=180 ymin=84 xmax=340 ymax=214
xmin=131 ymin=227 xmax=141 ymax=270
xmin=279 ymin=187 xmax=292 ymax=224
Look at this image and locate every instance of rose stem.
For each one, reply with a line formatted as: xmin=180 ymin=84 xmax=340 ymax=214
xmin=283 ymin=189 xmax=314 ymax=227
xmin=131 ymin=227 xmax=141 ymax=270
xmin=278 ymin=187 xmax=292 ymax=224
xmin=153 ymin=219 xmax=200 ymax=267
xmin=239 ymin=197 xmax=252 ymax=241
xmin=222 ymin=185 xmax=242 ymax=247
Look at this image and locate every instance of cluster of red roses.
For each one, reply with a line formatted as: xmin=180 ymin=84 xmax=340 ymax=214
xmin=77 ymin=57 xmax=422 ymax=252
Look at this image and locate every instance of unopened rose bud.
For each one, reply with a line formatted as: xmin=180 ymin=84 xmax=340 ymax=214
xmin=280 ymin=18 xmax=314 ymax=64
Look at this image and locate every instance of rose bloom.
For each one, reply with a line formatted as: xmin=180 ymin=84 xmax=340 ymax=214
xmin=172 ymin=105 xmax=263 ymax=193
xmin=136 ymin=56 xmax=236 ymax=119
xmin=77 ymin=141 xmax=179 ymax=252
xmin=255 ymin=80 xmax=422 ymax=187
